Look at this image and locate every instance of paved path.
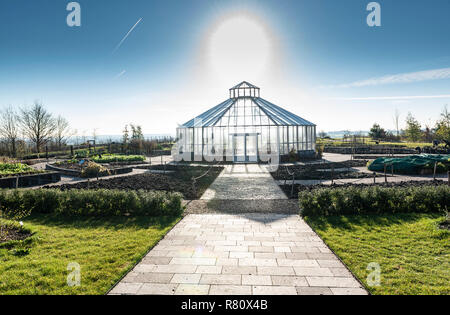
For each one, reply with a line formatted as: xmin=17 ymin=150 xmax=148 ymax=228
xmin=111 ymin=164 xmax=367 ymax=295
xmin=110 ymin=214 xmax=366 ymax=295
xmin=201 ymin=164 xmax=287 ymax=200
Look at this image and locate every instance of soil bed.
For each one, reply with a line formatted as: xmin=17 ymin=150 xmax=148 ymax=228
xmin=47 ymin=165 xmax=224 ymax=199
xmin=0 ymin=226 xmax=32 ymax=244
xmin=282 ymin=180 xmax=448 ymax=199
xmin=272 ymin=160 xmax=369 ymax=180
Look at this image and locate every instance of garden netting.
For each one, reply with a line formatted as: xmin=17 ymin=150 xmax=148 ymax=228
xmin=367 ymin=154 xmax=450 ymax=174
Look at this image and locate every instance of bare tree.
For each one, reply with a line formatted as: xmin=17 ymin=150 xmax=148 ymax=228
xmin=54 ymin=115 xmax=74 ymax=149
xmin=0 ymin=106 xmax=20 ymax=157
xmin=20 ymin=102 xmax=56 ymax=153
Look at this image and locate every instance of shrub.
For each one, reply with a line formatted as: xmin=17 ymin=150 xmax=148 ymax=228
xmin=0 ymin=189 xmax=183 ymax=217
xmin=81 ymin=161 xmax=110 ymax=178
xmin=299 ymin=185 xmax=450 ymax=217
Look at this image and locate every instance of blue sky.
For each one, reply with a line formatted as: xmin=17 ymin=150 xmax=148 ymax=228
xmin=1 ymin=0 xmax=450 ymax=135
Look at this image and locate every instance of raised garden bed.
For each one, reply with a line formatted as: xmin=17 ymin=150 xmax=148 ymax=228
xmin=49 ymin=165 xmax=224 ymax=199
xmin=0 ymin=172 xmax=60 ymax=188
xmin=271 ymin=160 xmax=369 ymax=180
xmin=0 ymin=162 xmax=44 ymax=178
xmin=46 ymin=162 xmax=133 ymax=178
xmin=324 ymin=146 xmax=416 ymax=155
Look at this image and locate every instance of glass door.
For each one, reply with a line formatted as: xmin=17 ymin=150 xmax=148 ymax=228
xmin=245 ymin=134 xmax=257 ymax=162
xmin=233 ymin=134 xmax=246 ymax=162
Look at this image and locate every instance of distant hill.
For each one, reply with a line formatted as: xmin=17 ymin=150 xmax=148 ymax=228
xmin=324 ymin=130 xmax=369 ymax=138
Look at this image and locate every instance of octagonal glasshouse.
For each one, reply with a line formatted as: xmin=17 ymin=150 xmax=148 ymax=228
xmin=175 ymin=82 xmax=316 ymax=163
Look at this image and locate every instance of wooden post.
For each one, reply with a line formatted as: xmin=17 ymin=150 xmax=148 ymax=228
xmin=164 ymin=162 xmax=166 ymax=174
xmin=192 ymin=177 xmax=196 ymax=198
xmin=373 ymin=172 xmax=376 ymax=184
xmin=433 ymin=162 xmax=437 ymax=181
xmin=391 ymin=164 xmax=394 ymax=176
xmin=291 ymin=174 xmax=295 ymax=198
xmin=15 ymin=176 xmax=19 ymax=189
xmin=331 ymin=166 xmax=334 ymax=184
xmin=384 ymin=164 xmax=387 ymax=183
xmin=70 ymin=145 xmax=74 ymax=157
xmin=160 ymin=154 xmax=163 ymax=165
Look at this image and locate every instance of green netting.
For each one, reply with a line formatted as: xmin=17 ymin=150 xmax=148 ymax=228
xmin=367 ymin=154 xmax=450 ymax=174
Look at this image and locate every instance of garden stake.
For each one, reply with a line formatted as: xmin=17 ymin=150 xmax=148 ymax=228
xmin=384 ymin=164 xmax=387 ymax=183
xmin=373 ymin=172 xmax=376 ymax=184
xmin=433 ymin=162 xmax=437 ymax=181
xmin=331 ymin=166 xmax=334 ymax=184
xmin=291 ymin=173 xmax=295 ymax=198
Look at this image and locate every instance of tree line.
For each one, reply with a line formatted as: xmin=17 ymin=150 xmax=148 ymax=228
xmin=368 ymin=107 xmax=450 ymax=143
xmin=0 ymin=102 xmax=74 ymax=157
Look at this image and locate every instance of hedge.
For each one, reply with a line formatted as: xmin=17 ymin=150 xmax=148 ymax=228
xmin=0 ymin=189 xmax=183 ymax=217
xmin=299 ymin=185 xmax=450 ymax=217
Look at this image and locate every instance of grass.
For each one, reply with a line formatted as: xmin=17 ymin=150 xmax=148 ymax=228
xmin=305 ymin=213 xmax=450 ymax=295
xmin=0 ymin=214 xmax=180 ymax=295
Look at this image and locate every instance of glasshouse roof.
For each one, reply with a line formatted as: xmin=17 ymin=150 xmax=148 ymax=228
xmin=181 ymin=82 xmax=315 ymax=128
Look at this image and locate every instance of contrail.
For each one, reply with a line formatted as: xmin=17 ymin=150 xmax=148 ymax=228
xmin=322 ymin=67 xmax=450 ymax=89
xmin=112 ymin=18 xmax=143 ymax=53
xmin=114 ymin=70 xmax=126 ymax=79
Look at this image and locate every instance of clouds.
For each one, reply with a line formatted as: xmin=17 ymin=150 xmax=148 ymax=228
xmin=329 ymin=94 xmax=450 ymax=101
xmin=325 ymin=67 xmax=450 ymax=88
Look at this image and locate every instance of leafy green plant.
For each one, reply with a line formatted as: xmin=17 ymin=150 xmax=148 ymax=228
xmin=0 ymin=162 xmax=40 ymax=176
xmin=91 ymin=154 xmax=145 ymax=163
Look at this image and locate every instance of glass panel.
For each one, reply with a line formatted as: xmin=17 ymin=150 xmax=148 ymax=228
xmin=246 ymin=134 xmax=257 ymax=162
xmin=233 ymin=135 xmax=245 ymax=162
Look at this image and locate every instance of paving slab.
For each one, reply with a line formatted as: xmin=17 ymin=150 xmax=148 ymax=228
xmin=110 ymin=161 xmax=367 ymax=295
xmin=111 ymin=213 xmax=367 ymax=295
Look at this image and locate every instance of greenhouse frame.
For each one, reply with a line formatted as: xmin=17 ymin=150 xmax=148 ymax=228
xmin=175 ymin=82 xmax=316 ymax=163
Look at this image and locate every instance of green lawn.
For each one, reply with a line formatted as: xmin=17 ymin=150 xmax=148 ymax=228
xmin=0 ymin=214 xmax=180 ymax=295
xmin=305 ymin=214 xmax=450 ymax=295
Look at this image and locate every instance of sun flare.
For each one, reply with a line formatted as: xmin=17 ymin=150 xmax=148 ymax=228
xmin=207 ymin=14 xmax=273 ymax=83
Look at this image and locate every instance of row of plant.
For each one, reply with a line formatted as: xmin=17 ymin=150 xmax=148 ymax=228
xmin=0 ymin=189 xmax=183 ymax=217
xmin=0 ymin=163 xmax=43 ymax=177
xmin=90 ymin=154 xmax=146 ymax=163
xmin=299 ymin=185 xmax=450 ymax=216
